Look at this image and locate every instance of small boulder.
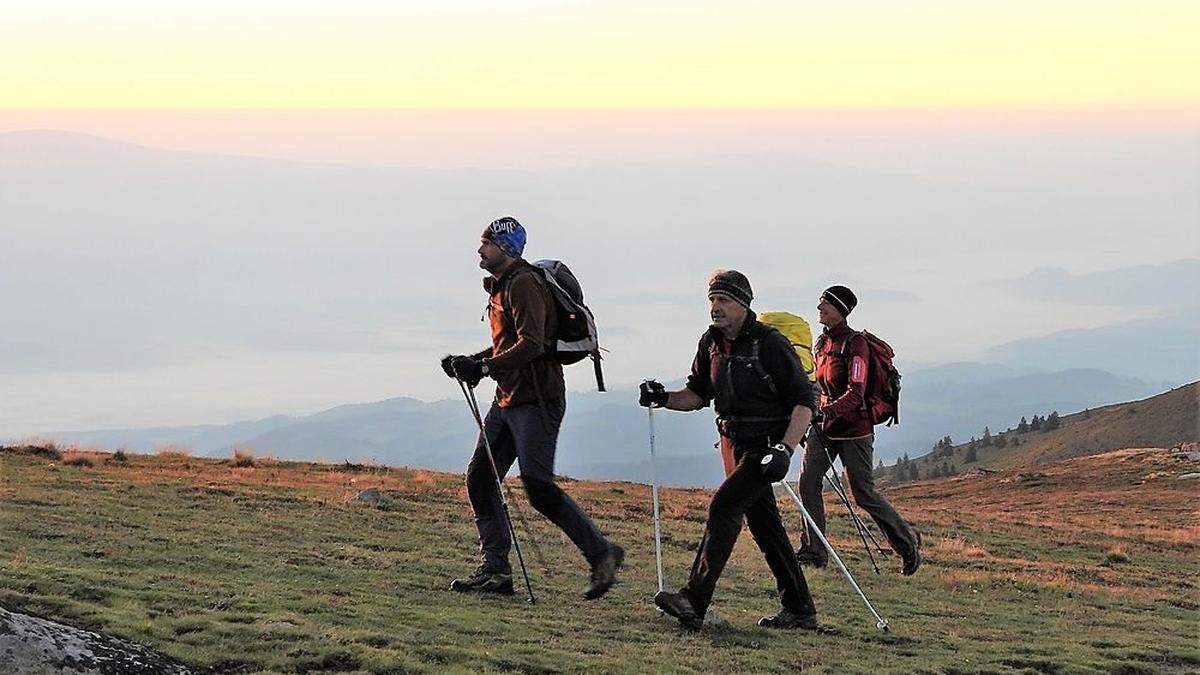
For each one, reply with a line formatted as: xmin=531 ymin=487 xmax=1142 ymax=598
xmin=349 ymin=487 xmax=385 ymax=503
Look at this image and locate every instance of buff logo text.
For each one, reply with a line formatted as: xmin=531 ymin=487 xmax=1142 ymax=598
xmin=490 ymin=220 xmax=518 ymax=234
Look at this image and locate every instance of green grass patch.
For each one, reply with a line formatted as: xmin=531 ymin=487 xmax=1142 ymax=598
xmin=1 ymin=451 xmax=1195 ymax=674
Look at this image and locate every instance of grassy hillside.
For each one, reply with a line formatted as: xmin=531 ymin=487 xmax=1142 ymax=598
xmin=0 ymin=444 xmax=1196 ymax=674
xmin=889 ymin=382 xmax=1199 ymax=480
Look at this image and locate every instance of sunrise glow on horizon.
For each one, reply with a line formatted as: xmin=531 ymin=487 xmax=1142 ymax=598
xmin=3 ymin=0 xmax=1198 ymax=109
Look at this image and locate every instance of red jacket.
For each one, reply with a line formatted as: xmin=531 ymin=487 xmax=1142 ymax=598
xmin=814 ymin=322 xmax=872 ymax=440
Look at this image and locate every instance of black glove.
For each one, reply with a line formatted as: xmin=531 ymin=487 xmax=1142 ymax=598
xmin=639 ymin=380 xmax=669 ymax=408
xmin=759 ymin=442 xmax=793 ymax=483
xmin=440 ymin=354 xmax=459 ymax=379
xmin=451 ymin=355 xmax=485 ymax=386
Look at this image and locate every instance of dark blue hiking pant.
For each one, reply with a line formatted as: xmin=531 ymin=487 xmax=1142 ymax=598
xmin=465 ymin=397 xmax=610 ymax=573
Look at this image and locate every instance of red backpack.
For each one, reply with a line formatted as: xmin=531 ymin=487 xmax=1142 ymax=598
xmin=819 ymin=330 xmax=902 ymax=426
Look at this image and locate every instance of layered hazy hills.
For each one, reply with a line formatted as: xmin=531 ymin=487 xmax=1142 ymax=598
xmin=884 ymin=381 xmax=1199 ymax=482
xmin=46 ymin=370 xmax=1175 ymax=488
xmin=6 ymin=129 xmax=1196 ymax=486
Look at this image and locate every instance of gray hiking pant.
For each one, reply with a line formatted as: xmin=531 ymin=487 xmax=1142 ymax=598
xmin=797 ymin=431 xmax=919 ymax=560
xmin=465 ymin=397 xmax=610 ymax=573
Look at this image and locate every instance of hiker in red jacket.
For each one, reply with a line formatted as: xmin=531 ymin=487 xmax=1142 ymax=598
xmin=795 ymin=285 xmax=922 ymax=576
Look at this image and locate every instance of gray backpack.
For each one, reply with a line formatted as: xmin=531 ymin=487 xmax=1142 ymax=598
xmin=531 ymin=260 xmax=605 ymax=391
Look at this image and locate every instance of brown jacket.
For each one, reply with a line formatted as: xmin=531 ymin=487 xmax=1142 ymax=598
xmin=474 ymin=260 xmax=565 ymax=408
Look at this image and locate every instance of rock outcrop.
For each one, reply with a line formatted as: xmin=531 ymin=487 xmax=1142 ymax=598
xmin=0 ymin=605 xmax=191 ymax=674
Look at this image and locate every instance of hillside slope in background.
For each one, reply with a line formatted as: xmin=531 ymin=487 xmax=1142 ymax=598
xmin=0 ymin=443 xmax=1196 ymax=673
xmin=884 ymin=382 xmax=1198 ymax=481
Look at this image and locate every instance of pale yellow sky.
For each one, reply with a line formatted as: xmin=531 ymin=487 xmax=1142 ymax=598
xmin=2 ymin=0 xmax=1198 ymax=108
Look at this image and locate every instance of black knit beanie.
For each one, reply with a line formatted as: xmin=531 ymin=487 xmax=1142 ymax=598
xmin=822 ymin=285 xmax=858 ymax=317
xmin=708 ymin=270 xmax=754 ymax=309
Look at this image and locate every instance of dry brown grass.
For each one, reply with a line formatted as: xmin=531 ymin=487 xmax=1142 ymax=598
xmin=932 ymin=534 xmax=990 ymax=558
xmin=62 ymin=454 xmax=95 ymax=468
xmin=0 ymin=440 xmax=63 ymax=460
xmin=1104 ymin=546 xmax=1131 ymax=565
xmin=155 ymin=445 xmax=192 ymax=458
xmin=231 ymin=447 xmax=258 ymax=468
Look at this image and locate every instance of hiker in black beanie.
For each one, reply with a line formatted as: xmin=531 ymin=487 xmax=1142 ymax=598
xmin=638 ymin=269 xmax=820 ymax=630
xmin=796 ymin=285 xmax=922 ymax=576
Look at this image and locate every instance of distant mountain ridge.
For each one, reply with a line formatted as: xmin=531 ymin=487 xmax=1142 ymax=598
xmin=985 ymin=311 xmax=1200 ymax=384
xmin=40 ymin=369 xmax=1173 ymax=488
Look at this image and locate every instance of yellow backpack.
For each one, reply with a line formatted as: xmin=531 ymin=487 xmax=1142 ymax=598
xmin=759 ymin=311 xmax=815 ymax=377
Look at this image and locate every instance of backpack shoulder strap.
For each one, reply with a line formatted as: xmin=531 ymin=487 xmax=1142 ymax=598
xmin=814 ymin=332 xmax=828 ymax=354
xmin=747 ymin=325 xmax=780 ymax=395
xmin=838 ymin=329 xmax=865 ymax=359
xmin=498 ymin=264 xmax=544 ymax=317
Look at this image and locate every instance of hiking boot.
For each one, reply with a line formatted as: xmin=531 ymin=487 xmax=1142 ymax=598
xmin=900 ymin=530 xmax=922 ymax=576
xmin=795 ymin=547 xmax=828 ymax=568
xmin=901 ymin=546 xmax=922 ymax=576
xmin=654 ymin=591 xmax=703 ymax=630
xmin=582 ymin=544 xmax=625 ymax=600
xmin=758 ymin=609 xmax=820 ymax=630
xmin=449 ymin=564 xmax=514 ymax=595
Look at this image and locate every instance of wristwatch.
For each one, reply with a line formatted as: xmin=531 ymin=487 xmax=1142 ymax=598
xmin=480 ymin=360 xmax=491 ymax=377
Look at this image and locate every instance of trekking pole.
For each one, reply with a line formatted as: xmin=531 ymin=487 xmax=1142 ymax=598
xmin=822 ymin=464 xmax=888 ymax=574
xmin=457 ymin=379 xmax=536 ymax=604
xmin=779 ymin=479 xmax=889 ymax=631
xmin=823 ymin=445 xmax=891 ymax=560
xmin=826 ymin=467 xmax=889 ymax=556
xmin=823 ymin=471 xmax=882 ymax=575
xmin=647 ymin=405 xmax=664 ymax=593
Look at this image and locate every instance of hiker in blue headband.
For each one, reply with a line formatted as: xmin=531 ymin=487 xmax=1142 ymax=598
xmin=482 ymin=216 xmax=527 ymax=258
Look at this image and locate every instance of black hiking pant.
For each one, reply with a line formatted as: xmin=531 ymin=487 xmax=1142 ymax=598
xmin=797 ymin=431 xmax=919 ymax=561
xmin=465 ymin=397 xmax=610 ymax=573
xmin=681 ymin=437 xmax=817 ymax=618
